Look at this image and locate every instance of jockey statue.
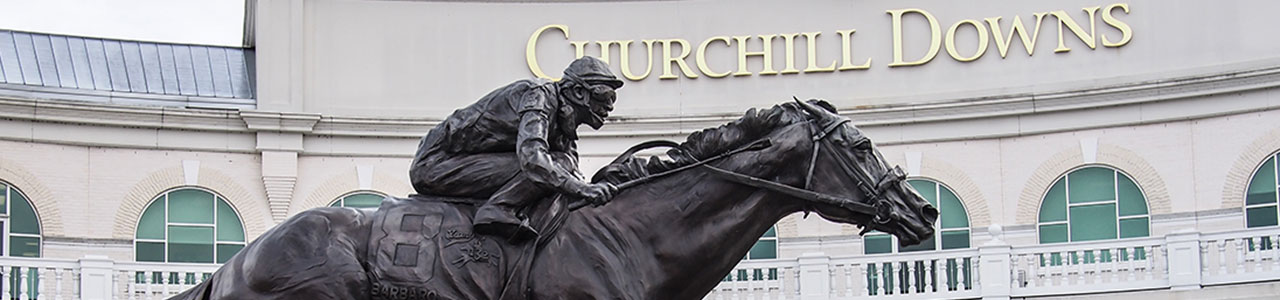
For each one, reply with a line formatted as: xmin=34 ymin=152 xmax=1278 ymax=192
xmin=410 ymin=56 xmax=622 ymax=244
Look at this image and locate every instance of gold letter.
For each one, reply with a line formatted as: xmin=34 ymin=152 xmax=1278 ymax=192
xmin=733 ymin=34 xmax=779 ymax=76
xmin=619 ymin=40 xmax=658 ymax=81
xmin=985 ymin=15 xmax=1047 ymax=58
xmin=945 ymin=19 xmax=990 ymax=62
xmin=779 ymin=33 xmax=801 ymax=74
xmin=887 ymin=8 xmax=942 ymax=67
xmin=802 ymin=32 xmax=837 ymax=73
xmin=836 ymin=29 xmax=871 ymax=70
xmin=696 ymin=36 xmax=732 ymax=78
xmin=595 ymin=40 xmax=625 ymax=63
xmin=1051 ymin=7 xmax=1101 ymax=53
xmin=526 ymin=24 xmax=569 ymax=80
xmin=570 ymin=41 xmax=589 ymax=58
xmin=659 ymin=39 xmax=698 ymax=79
xmin=1101 ymin=3 xmax=1132 ymax=47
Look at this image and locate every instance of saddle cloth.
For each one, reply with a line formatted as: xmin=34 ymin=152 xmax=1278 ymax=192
xmin=365 ymin=195 xmax=569 ymax=300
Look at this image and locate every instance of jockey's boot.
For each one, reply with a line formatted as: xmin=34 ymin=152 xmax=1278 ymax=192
xmin=473 ymin=205 xmax=538 ymax=244
xmin=473 ymin=176 xmax=544 ymax=244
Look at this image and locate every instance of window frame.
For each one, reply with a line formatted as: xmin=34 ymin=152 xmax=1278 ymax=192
xmin=328 ymin=190 xmax=389 ymax=208
xmin=0 ymin=182 xmax=41 ymax=257
xmin=1036 ymin=165 xmax=1151 ymax=244
xmin=1244 ymin=151 xmax=1280 ymax=228
xmin=743 ymin=226 xmax=778 ymax=261
xmin=864 ymin=178 xmax=971 ymax=254
xmin=133 ymin=186 xmax=246 ymax=263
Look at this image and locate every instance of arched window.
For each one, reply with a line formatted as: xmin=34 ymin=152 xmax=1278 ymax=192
xmin=1037 ymin=166 xmax=1149 ymax=244
xmin=134 ymin=188 xmax=245 ymax=263
xmin=862 ymin=179 xmax=971 ymax=295
xmin=1245 ymin=152 xmax=1279 ymax=228
xmin=329 ymin=191 xmax=387 ymax=209
xmin=726 ymin=226 xmax=778 ymax=282
xmin=1 ymin=182 xmax=41 ymax=258
xmin=864 ymin=179 xmax=970 ymax=254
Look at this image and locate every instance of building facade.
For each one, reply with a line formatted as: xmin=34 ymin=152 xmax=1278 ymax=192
xmin=1 ymin=0 xmax=1279 ymax=298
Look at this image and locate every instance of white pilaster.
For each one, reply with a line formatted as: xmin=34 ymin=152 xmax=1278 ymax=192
xmin=798 ymin=252 xmax=831 ymax=300
xmin=979 ymin=224 xmax=1012 ymax=300
xmin=78 ymin=255 xmax=115 ymax=300
xmin=1166 ymin=230 xmax=1203 ymax=290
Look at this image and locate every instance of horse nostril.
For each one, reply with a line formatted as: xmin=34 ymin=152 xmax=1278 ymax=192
xmin=922 ymin=205 xmax=939 ymax=223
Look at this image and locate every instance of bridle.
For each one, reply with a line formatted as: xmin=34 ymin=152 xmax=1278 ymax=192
xmin=570 ymin=102 xmax=907 ymax=226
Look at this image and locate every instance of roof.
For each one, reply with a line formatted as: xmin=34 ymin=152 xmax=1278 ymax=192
xmin=0 ymin=30 xmax=254 ymax=109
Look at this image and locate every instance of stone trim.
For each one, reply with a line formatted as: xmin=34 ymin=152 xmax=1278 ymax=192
xmin=111 ymin=165 xmax=271 ymax=241
xmin=0 ymin=157 xmax=65 ymax=237
xmin=1221 ymin=128 xmax=1280 ymax=209
xmin=1015 ymin=144 xmax=1172 ymax=225
xmin=916 ymin=157 xmax=992 ymax=227
xmin=291 ymin=169 xmax=410 ymax=216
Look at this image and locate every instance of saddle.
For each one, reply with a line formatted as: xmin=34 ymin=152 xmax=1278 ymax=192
xmin=365 ymin=194 xmax=570 ymax=300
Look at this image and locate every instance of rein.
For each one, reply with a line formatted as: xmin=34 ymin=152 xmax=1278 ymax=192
xmin=569 ymin=119 xmax=897 ymax=224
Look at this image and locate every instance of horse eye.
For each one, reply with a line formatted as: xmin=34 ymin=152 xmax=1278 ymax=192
xmin=853 ymin=140 xmax=872 ymax=151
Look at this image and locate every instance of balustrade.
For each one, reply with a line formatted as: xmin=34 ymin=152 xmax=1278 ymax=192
xmin=0 ymin=227 xmax=1278 ymax=299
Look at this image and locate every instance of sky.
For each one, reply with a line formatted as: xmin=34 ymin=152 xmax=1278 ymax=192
xmin=0 ymin=0 xmax=246 ymax=47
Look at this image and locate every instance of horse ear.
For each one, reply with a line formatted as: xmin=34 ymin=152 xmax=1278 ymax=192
xmin=808 ymin=99 xmax=838 ymax=113
xmin=793 ymin=97 xmax=836 ymax=122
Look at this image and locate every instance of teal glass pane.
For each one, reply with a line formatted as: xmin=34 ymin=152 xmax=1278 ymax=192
xmin=168 ymin=190 xmax=215 ymax=224
xmin=216 ymin=244 xmax=244 ymax=263
xmin=8 ymin=190 xmax=39 ymax=234
xmin=136 ymin=197 xmax=166 ymax=239
xmin=908 ymin=180 xmax=937 ymax=206
xmin=0 ymin=184 xmax=8 ymax=214
xmin=1039 ymin=224 xmax=1068 ymax=244
xmin=1039 ymin=180 xmax=1068 ymax=222
xmin=1119 ymin=217 xmax=1150 ymax=238
xmin=1246 ymin=206 xmax=1279 ymax=228
xmin=901 ymin=235 xmax=936 ymax=252
xmin=748 ymin=240 xmax=777 ymax=259
xmin=1247 ymin=158 xmax=1278 ymax=205
xmin=9 ymin=236 xmax=39 ymax=257
xmin=169 ymin=226 xmax=214 ymax=263
xmin=170 ymin=226 xmax=214 ymax=244
xmin=864 ymin=234 xmax=893 ymax=254
xmin=330 ymin=201 xmax=342 ymax=207
xmin=1070 ymin=203 xmax=1118 ymax=241
xmin=939 ymin=187 xmax=968 ymax=229
xmin=342 ymin=193 xmax=385 ymax=208
xmin=136 ymin=242 xmax=165 ymax=262
xmin=941 ymin=230 xmax=970 ymax=249
xmin=1116 ymin=174 xmax=1147 ymax=216
xmin=747 ymin=238 xmax=773 ymax=260
xmin=216 ymin=200 xmax=245 ymax=242
xmin=762 ymin=226 xmax=776 ymax=238
xmin=1068 ymin=168 xmax=1116 ymax=204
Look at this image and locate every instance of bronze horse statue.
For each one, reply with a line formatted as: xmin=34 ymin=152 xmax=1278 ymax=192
xmin=172 ymin=99 xmax=937 ymax=299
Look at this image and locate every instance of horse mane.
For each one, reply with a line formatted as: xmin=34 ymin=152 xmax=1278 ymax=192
xmin=593 ymin=102 xmax=814 ymax=185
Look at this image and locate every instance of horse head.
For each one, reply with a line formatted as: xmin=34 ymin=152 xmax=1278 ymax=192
xmin=780 ymin=99 xmax=938 ymax=247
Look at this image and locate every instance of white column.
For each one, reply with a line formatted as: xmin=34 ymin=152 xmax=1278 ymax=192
xmin=78 ymin=255 xmax=115 ymax=300
xmin=979 ymin=224 xmax=1011 ymax=300
xmin=797 ymin=252 xmax=831 ymax=300
xmin=1166 ymin=230 xmax=1203 ymax=290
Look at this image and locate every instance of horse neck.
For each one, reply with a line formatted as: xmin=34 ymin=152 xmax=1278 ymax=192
xmin=563 ymin=159 xmax=805 ymax=297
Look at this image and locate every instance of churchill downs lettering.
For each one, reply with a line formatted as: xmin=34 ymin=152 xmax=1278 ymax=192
xmin=527 ymin=3 xmax=1132 ymax=81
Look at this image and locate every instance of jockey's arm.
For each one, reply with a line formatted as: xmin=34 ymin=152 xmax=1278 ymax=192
xmin=515 ymin=90 xmax=595 ymax=198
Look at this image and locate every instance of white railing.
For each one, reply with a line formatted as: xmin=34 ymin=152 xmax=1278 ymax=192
xmin=702 ymin=226 xmax=1280 ymax=300
xmin=1010 ymin=235 xmax=1167 ymax=296
xmin=1199 ymin=227 xmax=1280 ymax=286
xmin=0 ymin=227 xmax=1278 ymax=299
